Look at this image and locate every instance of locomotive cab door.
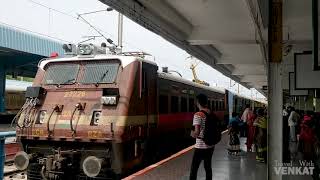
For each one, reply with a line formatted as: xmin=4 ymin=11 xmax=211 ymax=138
xmin=140 ymin=62 xmax=158 ymax=152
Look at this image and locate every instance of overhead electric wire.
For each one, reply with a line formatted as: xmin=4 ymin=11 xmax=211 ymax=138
xmin=76 ymin=14 xmax=112 ymax=44
xmin=27 ymin=0 xmax=78 ymax=19
xmin=26 ymin=0 xmax=154 ymax=52
xmin=25 ymin=0 xmax=156 ymax=54
xmin=23 ymin=0 xmax=199 ymax=80
xmin=78 ymin=9 xmax=110 ymax=16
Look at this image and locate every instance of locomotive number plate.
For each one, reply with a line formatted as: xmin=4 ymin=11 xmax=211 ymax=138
xmin=33 ymin=129 xmax=44 ymax=136
xmin=64 ymin=91 xmax=86 ymax=98
xmin=87 ymin=131 xmax=103 ymax=138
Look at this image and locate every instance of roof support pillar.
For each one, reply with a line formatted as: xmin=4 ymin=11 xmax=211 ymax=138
xmin=0 ymin=64 xmax=6 ymax=112
xmin=268 ymin=0 xmax=283 ymax=180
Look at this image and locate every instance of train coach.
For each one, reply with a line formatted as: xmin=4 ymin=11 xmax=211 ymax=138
xmin=13 ymin=44 xmax=266 ymax=180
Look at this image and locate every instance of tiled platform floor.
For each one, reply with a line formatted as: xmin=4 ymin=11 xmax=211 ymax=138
xmin=130 ymin=134 xmax=267 ymax=180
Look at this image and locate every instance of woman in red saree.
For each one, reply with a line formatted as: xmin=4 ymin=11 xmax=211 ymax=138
xmin=299 ymin=113 xmax=316 ymax=160
xmin=246 ymin=109 xmax=256 ymax=152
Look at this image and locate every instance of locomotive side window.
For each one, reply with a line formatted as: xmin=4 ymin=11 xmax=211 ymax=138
xmin=181 ymin=97 xmax=188 ymax=112
xmin=43 ymin=64 xmax=79 ymax=85
xmin=171 ymin=96 xmax=179 ymax=113
xmin=159 ymin=95 xmax=168 ymax=114
xmin=81 ymin=62 xmax=119 ymax=84
xmin=189 ymin=98 xmax=195 ymax=112
xmin=142 ymin=69 xmax=147 ymax=92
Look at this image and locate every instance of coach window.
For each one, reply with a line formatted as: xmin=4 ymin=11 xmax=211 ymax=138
xmin=207 ymin=100 xmax=211 ymax=110
xmin=217 ymin=101 xmax=220 ymax=111
xmin=218 ymin=101 xmax=222 ymax=111
xmin=159 ymin=95 xmax=168 ymax=114
xmin=211 ymin=101 xmax=214 ymax=111
xmin=222 ymin=101 xmax=225 ymax=110
xmin=189 ymin=98 xmax=195 ymax=112
xmin=181 ymin=97 xmax=188 ymax=112
xmin=211 ymin=101 xmax=215 ymax=111
xmin=214 ymin=101 xmax=219 ymax=111
xmin=171 ymin=96 xmax=179 ymax=113
xmin=216 ymin=101 xmax=219 ymax=111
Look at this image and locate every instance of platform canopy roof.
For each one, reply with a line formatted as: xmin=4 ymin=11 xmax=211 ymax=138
xmin=99 ymin=0 xmax=269 ymax=94
xmin=0 ymin=23 xmax=64 ymax=77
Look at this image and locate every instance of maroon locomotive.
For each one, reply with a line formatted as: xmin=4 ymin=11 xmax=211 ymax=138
xmin=13 ymin=44 xmax=265 ymax=179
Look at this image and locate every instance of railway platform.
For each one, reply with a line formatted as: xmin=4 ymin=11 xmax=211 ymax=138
xmin=124 ymin=133 xmax=267 ymax=180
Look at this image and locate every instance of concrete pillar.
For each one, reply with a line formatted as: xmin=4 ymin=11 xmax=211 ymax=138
xmin=0 ymin=64 xmax=5 ymax=112
xmin=268 ymin=63 xmax=283 ymax=180
xmin=269 ymin=0 xmax=283 ymax=179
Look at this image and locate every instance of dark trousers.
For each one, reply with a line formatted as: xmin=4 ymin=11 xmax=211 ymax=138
xmin=282 ymin=117 xmax=290 ymax=162
xmin=190 ymin=147 xmax=214 ymax=180
xmin=240 ymin=123 xmax=247 ymax=137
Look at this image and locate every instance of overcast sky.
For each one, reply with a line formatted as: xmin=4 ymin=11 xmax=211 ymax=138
xmin=0 ymin=0 xmax=264 ymax=99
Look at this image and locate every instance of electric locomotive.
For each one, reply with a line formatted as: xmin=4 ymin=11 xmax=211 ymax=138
xmin=13 ymin=43 xmax=265 ymax=179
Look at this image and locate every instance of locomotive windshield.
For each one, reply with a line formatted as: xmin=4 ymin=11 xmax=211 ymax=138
xmin=43 ymin=64 xmax=79 ymax=85
xmin=81 ymin=62 xmax=119 ymax=84
xmin=42 ymin=61 xmax=119 ymax=85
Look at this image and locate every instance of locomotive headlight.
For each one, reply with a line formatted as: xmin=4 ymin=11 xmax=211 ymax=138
xmin=37 ymin=110 xmax=47 ymax=124
xmin=83 ymin=156 xmax=103 ymax=177
xmin=14 ymin=151 xmax=30 ymax=170
xmin=91 ymin=111 xmax=101 ymax=125
xmin=101 ymin=96 xmax=117 ymax=105
xmin=78 ymin=44 xmax=93 ymax=55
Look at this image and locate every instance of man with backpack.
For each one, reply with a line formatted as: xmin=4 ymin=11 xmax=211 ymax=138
xmin=189 ymin=94 xmax=221 ymax=180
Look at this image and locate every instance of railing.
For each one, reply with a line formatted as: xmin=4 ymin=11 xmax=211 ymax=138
xmin=0 ymin=131 xmax=16 ymax=179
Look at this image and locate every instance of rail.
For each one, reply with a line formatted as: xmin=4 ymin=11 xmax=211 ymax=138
xmin=0 ymin=131 xmax=16 ymax=179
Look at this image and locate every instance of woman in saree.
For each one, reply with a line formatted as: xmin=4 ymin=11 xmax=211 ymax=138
xmin=253 ymin=108 xmax=267 ymax=163
xmin=228 ymin=112 xmax=241 ymax=155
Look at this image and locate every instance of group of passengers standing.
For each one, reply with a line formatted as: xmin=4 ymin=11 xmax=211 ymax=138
xmin=189 ymin=94 xmax=268 ymax=180
xmin=227 ymin=104 xmax=267 ymax=163
xmin=283 ymin=106 xmax=320 ymax=179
